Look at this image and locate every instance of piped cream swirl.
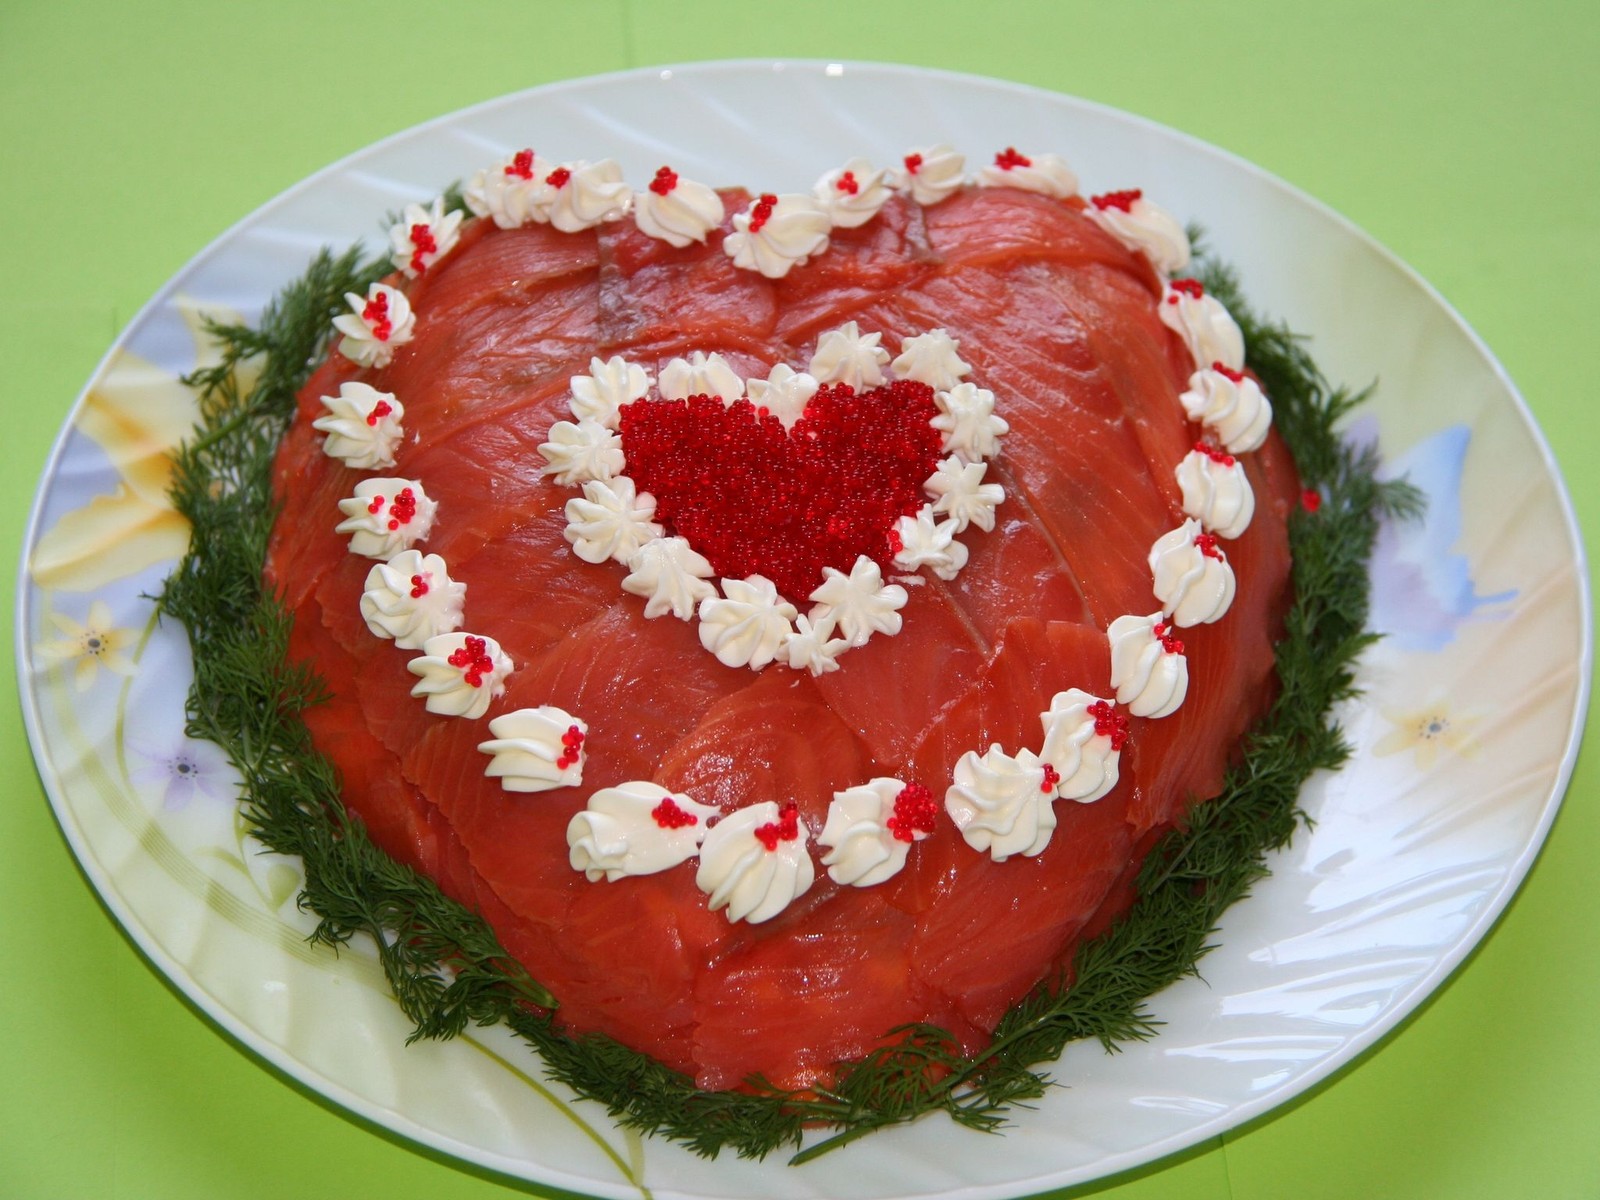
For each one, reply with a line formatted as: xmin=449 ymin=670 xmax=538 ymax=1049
xmin=807 ymin=556 xmax=906 ymax=648
xmin=945 ymin=745 xmax=1056 ymax=861
xmin=808 ymin=320 xmax=889 ymax=390
xmin=1159 ymin=281 xmax=1245 ymax=371
xmin=538 ymin=419 xmax=624 ymax=486
xmin=389 ymin=197 xmax=463 ymax=279
xmin=570 ymin=355 xmax=653 ymax=428
xmin=1107 ymin=613 xmax=1188 ymax=718
xmin=658 ymin=351 xmax=745 ymax=404
xmin=924 ymin=457 xmax=1004 ymax=533
xmin=406 ymin=631 xmax=512 ymax=720
xmin=892 ymin=506 xmax=968 ymax=580
xmin=818 ymin=779 xmax=927 ymax=887
xmin=697 ymin=575 xmax=797 ymax=670
xmin=360 ymin=549 xmax=464 ymax=649
xmin=567 ymin=781 xmax=720 ymax=882
xmin=1086 ymin=191 xmax=1190 ymax=277
xmin=1176 ymin=446 xmax=1256 ymax=539
xmin=889 ymin=144 xmax=966 ymax=206
xmin=464 ymin=149 xmax=552 ymax=229
xmin=723 ymin=193 xmax=830 ymax=279
xmin=479 ymin=706 xmax=588 ymax=793
xmin=746 ymin=364 xmax=818 ymax=430
xmin=621 ymin=536 xmax=717 ymax=621
xmin=332 ymin=283 xmax=414 ymax=369
xmin=1038 ymin=689 xmax=1123 ymax=803
xmin=932 ymin=382 xmax=1008 ymax=461
xmin=563 ymin=476 xmax=662 ymax=565
xmin=695 ymin=801 xmax=814 ymax=924
xmin=335 ymin=478 xmax=436 ymax=559
xmin=633 ymin=168 xmax=723 ymax=247
xmin=543 ymin=159 xmax=633 ymax=232
xmin=813 ymin=158 xmax=893 ymax=228
xmin=313 ymin=381 xmax=404 ymax=470
xmin=891 ymin=328 xmax=971 ymax=389
xmin=974 ymin=148 xmax=1078 ymax=198
xmin=1149 ymin=519 xmax=1236 ymax=627
xmin=1179 ymin=366 xmax=1272 ymax=454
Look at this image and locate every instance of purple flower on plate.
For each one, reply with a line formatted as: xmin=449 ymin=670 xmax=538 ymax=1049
xmin=133 ymin=737 xmax=235 ymax=810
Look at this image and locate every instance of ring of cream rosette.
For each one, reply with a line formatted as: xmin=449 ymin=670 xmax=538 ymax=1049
xmin=314 ymin=142 xmax=1276 ymax=926
xmin=545 ymin=325 xmax=1006 ymax=673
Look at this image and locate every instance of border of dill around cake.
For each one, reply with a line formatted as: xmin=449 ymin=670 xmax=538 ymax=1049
xmin=156 ymin=224 xmax=1416 ymax=1164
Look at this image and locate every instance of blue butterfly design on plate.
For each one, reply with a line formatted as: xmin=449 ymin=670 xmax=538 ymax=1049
xmin=1364 ymin=421 xmax=1516 ymax=653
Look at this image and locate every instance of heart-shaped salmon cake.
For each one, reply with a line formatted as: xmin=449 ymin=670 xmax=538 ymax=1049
xmin=265 ymin=145 xmax=1298 ymax=1093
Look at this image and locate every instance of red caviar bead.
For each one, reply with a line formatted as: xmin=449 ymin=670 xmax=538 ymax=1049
xmin=649 ymin=165 xmax=678 ymax=195
xmin=1301 ymin=488 xmax=1323 ymax=513
xmin=1040 ymin=763 xmax=1061 ymax=793
xmin=557 ymin=725 xmax=586 ymax=769
xmin=994 ymin=146 xmax=1032 ymax=170
xmin=408 ymin=222 xmax=437 ymax=275
xmin=1169 ymin=277 xmax=1205 ymax=300
xmin=1195 ymin=532 xmax=1222 ymax=560
xmin=1194 ymin=440 xmax=1236 ymax=467
xmin=1153 ymin=621 xmax=1185 ymax=655
xmin=446 ymin=636 xmax=495 ymax=687
xmin=1091 ymin=188 xmax=1142 ymax=212
xmin=366 ymin=399 xmax=393 ymax=427
xmin=652 ymin=797 xmax=699 ymax=830
xmin=1212 ymin=362 xmax=1246 ymax=383
xmin=755 ymin=802 xmax=800 ymax=851
xmin=367 ymin=494 xmax=385 ymax=515
xmin=362 ymin=292 xmax=392 ymax=341
xmin=545 ymin=166 xmax=571 ymax=189
xmin=835 ymin=171 xmax=859 ymax=195
xmin=748 ymin=193 xmax=778 ymax=234
xmin=389 ymin=487 xmax=418 ymax=525
xmin=505 ymin=149 xmax=535 ymax=179
xmin=903 ymin=152 xmax=923 ymax=174
xmin=1087 ymin=700 xmax=1131 ymax=750
xmin=409 ymin=573 xmax=428 ymax=599
xmin=886 ymin=782 xmax=938 ymax=843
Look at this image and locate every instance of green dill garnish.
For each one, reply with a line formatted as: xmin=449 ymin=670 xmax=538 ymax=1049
xmin=157 ymin=235 xmax=1413 ymax=1164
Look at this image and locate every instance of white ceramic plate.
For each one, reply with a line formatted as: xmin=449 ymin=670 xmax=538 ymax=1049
xmin=16 ymin=61 xmax=1590 ymax=1200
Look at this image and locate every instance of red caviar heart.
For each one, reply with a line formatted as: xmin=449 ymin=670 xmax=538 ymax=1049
xmin=619 ymin=380 xmax=942 ymax=603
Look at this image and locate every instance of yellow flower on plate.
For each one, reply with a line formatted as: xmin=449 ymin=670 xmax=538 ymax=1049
xmin=29 ymin=297 xmax=258 ymax=592
xmin=1373 ymin=699 xmax=1481 ymax=772
xmin=36 ymin=600 xmax=138 ymax=692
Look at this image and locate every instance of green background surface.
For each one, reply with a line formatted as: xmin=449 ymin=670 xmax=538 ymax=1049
xmin=3 ymin=2 xmax=1595 ymax=1197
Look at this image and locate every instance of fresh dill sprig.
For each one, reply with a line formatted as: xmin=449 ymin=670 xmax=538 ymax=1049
xmin=157 ymin=234 xmax=1408 ymax=1164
